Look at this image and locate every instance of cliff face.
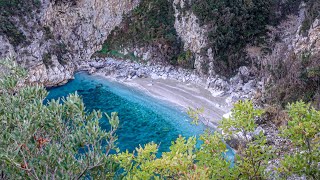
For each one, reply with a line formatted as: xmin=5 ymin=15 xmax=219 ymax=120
xmin=173 ymin=0 xmax=214 ymax=76
xmin=43 ymin=0 xmax=140 ymax=62
xmin=0 ymin=0 xmax=139 ymax=86
xmin=255 ymin=2 xmax=320 ymax=107
xmin=0 ymin=0 xmax=319 ymax=93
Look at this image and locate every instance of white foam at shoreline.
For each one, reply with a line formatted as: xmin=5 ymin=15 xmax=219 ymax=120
xmin=94 ymin=72 xmax=232 ymax=126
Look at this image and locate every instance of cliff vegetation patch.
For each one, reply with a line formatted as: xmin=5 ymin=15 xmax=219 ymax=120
xmin=0 ymin=0 xmax=40 ymax=46
xmin=96 ymin=0 xmax=186 ymax=67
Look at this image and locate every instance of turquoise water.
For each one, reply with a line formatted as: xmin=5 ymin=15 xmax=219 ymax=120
xmin=46 ymin=72 xmax=234 ymax=159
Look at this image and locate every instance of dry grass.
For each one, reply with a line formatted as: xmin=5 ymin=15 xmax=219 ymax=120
xmin=264 ymin=105 xmax=289 ymax=127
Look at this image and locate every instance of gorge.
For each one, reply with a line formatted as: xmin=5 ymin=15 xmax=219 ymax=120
xmin=0 ymin=0 xmax=319 ymax=179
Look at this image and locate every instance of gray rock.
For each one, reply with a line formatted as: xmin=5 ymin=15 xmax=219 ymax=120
xmin=165 ymin=66 xmax=173 ymax=73
xmin=238 ymin=66 xmax=251 ymax=83
xmin=239 ymin=66 xmax=250 ymax=76
xmin=253 ymin=126 xmax=265 ymax=136
xmin=242 ymin=80 xmax=256 ymax=94
xmin=129 ymin=70 xmax=136 ymax=77
xmin=230 ymin=75 xmax=241 ymax=85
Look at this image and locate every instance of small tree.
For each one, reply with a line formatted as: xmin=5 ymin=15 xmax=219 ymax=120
xmin=115 ymin=132 xmax=235 ymax=179
xmin=219 ymin=100 xmax=274 ymax=180
xmin=279 ymin=101 xmax=320 ymax=179
xmin=0 ymin=58 xmax=120 ymax=179
xmin=219 ymin=100 xmax=264 ymax=142
xmin=195 ymin=131 xmax=237 ymax=179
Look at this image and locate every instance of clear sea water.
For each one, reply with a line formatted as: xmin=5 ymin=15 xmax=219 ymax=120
xmin=46 ymin=72 xmax=234 ymax=159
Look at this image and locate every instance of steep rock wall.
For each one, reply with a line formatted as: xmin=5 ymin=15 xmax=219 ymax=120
xmin=256 ymin=2 xmax=320 ymax=107
xmin=0 ymin=0 xmax=140 ymax=87
xmin=43 ymin=0 xmax=140 ymax=61
xmin=172 ymin=0 xmax=214 ymax=76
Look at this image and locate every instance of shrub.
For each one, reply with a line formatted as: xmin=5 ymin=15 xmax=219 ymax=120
xmin=116 ymin=100 xmax=274 ymax=179
xmin=1 ymin=59 xmax=318 ymax=179
xmin=219 ymin=100 xmax=264 ymax=141
xmin=278 ymin=101 xmax=320 ymax=179
xmin=177 ymin=49 xmax=195 ymax=69
xmin=115 ymin=133 xmax=235 ymax=179
xmin=219 ymin=100 xmax=274 ymax=179
xmin=191 ymin=0 xmax=273 ymax=75
xmin=0 ymin=59 xmax=120 ymax=179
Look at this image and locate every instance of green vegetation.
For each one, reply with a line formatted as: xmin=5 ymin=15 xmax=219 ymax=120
xmin=116 ymin=100 xmax=274 ymax=179
xmin=220 ymin=100 xmax=264 ymax=140
xmin=0 ymin=17 xmax=26 ymax=47
xmin=279 ymin=101 xmax=320 ymax=179
xmin=97 ymin=44 xmax=139 ymax=62
xmin=115 ymin=133 xmax=235 ymax=179
xmin=98 ymin=0 xmax=297 ymax=75
xmin=96 ymin=0 xmax=184 ymax=66
xmin=0 ymin=59 xmax=119 ymax=179
xmin=0 ymin=0 xmax=40 ymax=46
xmin=96 ymin=0 xmax=319 ymax=76
xmin=177 ymin=49 xmax=194 ymax=69
xmin=190 ymin=0 xmax=272 ymax=74
xmin=42 ymin=43 xmax=69 ymax=67
xmin=98 ymin=0 xmax=274 ymax=73
xmin=0 ymin=60 xmax=319 ymax=179
xmin=42 ymin=53 xmax=53 ymax=67
xmin=52 ymin=43 xmax=68 ymax=65
xmin=43 ymin=26 xmax=54 ymax=40
xmin=219 ymin=100 xmax=273 ymax=179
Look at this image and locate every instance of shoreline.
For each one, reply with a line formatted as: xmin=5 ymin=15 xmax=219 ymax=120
xmin=92 ymin=72 xmax=237 ymax=153
xmin=76 ymin=58 xmax=260 ymax=127
xmin=92 ymin=73 xmax=232 ymax=128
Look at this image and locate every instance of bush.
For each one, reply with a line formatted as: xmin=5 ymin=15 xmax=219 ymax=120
xmin=191 ymin=0 xmax=273 ymax=75
xmin=115 ymin=133 xmax=235 ymax=179
xmin=219 ymin=100 xmax=264 ymax=141
xmin=177 ymin=49 xmax=195 ymax=69
xmin=279 ymin=101 xmax=320 ymax=179
xmin=0 ymin=59 xmax=119 ymax=179
xmin=116 ymin=100 xmax=274 ymax=179
xmin=219 ymin=100 xmax=274 ymax=179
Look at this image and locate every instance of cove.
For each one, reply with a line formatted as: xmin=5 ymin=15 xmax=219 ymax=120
xmin=46 ymin=72 xmax=234 ymax=159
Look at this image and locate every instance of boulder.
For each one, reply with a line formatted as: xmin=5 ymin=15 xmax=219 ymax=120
xmin=242 ymin=80 xmax=256 ymax=94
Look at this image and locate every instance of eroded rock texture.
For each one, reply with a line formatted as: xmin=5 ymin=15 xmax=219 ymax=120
xmin=0 ymin=0 xmax=140 ymax=86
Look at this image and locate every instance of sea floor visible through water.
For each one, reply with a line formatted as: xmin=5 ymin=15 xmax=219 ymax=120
xmin=46 ymin=72 xmax=234 ymax=159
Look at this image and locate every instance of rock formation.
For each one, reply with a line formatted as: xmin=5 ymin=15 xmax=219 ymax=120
xmin=0 ymin=0 xmax=140 ymax=87
xmin=0 ymin=0 xmax=319 ymax=96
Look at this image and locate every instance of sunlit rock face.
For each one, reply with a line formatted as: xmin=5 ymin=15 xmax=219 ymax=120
xmin=43 ymin=0 xmax=140 ymax=62
xmin=0 ymin=0 xmax=140 ymax=87
xmin=1 ymin=0 xmax=319 ymax=88
xmin=172 ymin=0 xmax=214 ymax=76
xmin=292 ymin=19 xmax=320 ymax=55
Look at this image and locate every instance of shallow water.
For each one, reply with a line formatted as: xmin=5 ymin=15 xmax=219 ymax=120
xmin=46 ymin=72 xmax=234 ymax=159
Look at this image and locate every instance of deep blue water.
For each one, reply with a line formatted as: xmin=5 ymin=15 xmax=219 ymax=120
xmin=46 ymin=72 xmax=234 ymax=159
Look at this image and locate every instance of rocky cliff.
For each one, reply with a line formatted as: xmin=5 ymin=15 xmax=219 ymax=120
xmin=173 ymin=0 xmax=212 ymax=76
xmin=0 ymin=0 xmax=139 ymax=86
xmin=258 ymin=2 xmax=320 ymax=107
xmin=0 ymin=0 xmax=319 ymax=97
